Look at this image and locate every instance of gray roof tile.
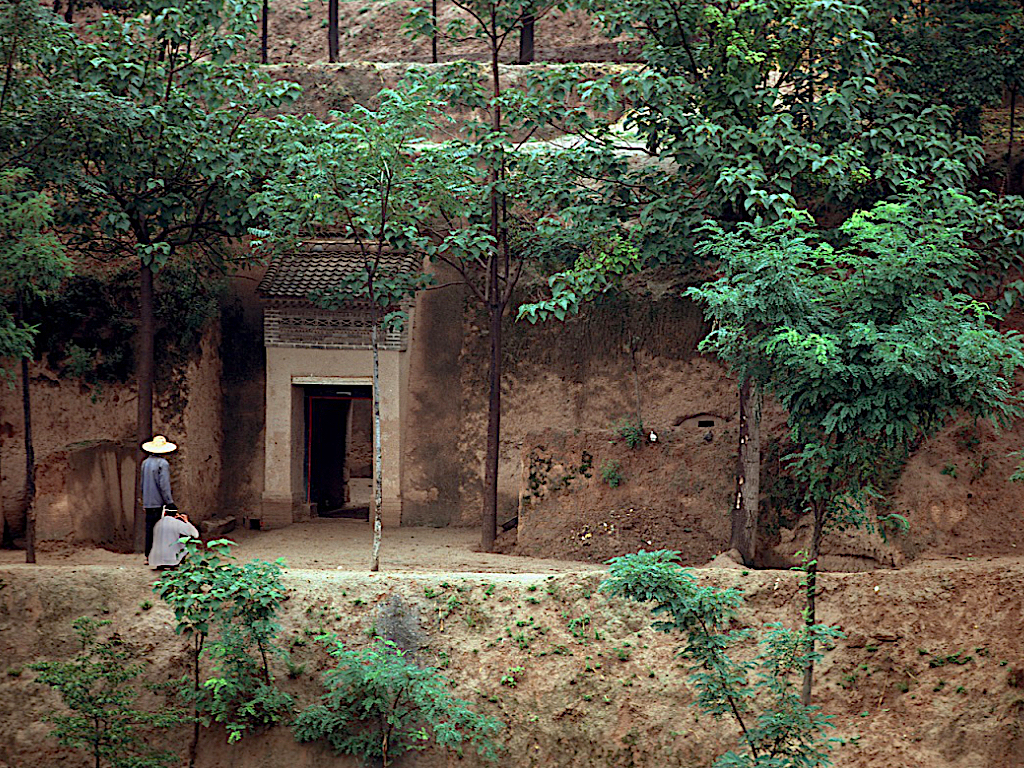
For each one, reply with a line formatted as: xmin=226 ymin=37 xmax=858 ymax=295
xmin=258 ymin=242 xmax=421 ymax=301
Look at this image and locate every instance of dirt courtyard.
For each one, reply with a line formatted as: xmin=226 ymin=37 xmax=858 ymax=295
xmin=0 ymin=519 xmax=604 ymax=574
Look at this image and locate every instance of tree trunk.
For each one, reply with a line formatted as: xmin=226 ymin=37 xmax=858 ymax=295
xmin=800 ymin=505 xmax=824 ymax=706
xmin=135 ymin=264 xmax=155 ymax=554
xmin=63 ymin=0 xmax=74 ymax=24
xmin=188 ymin=634 xmax=203 ymax=768
xmin=731 ymin=380 xmax=760 ymax=566
xmin=482 ymin=293 xmax=501 ymax=552
xmin=431 ymin=0 xmax=438 ymax=63
xmin=519 ymin=13 xmax=535 ymax=64
xmin=261 ymin=0 xmax=269 ymax=64
xmin=328 ymin=0 xmax=338 ymax=62
xmin=21 ymin=330 xmax=36 ymax=564
xmin=1007 ymin=84 xmax=1018 ymax=194
xmin=481 ymin=25 xmax=504 ymax=553
xmin=1 ymin=443 xmax=10 ymax=549
xmin=370 ymin=317 xmax=384 ymax=572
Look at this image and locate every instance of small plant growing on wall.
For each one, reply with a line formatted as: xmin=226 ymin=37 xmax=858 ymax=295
xmin=29 ymin=617 xmax=185 ymax=768
xmin=293 ymin=635 xmax=503 ymax=766
xmin=613 ymin=418 xmax=644 ymax=449
xmin=601 ymin=459 xmax=624 ymax=488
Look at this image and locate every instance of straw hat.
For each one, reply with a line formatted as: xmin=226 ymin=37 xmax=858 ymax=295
xmin=142 ymin=435 xmax=177 ymax=454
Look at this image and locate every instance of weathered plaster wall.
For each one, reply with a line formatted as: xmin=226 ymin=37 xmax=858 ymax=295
xmin=218 ymin=265 xmax=269 ymax=518
xmin=222 ymin=267 xmax=715 ymax=532
xmin=1 ymin=368 xmax=136 ymax=544
xmin=446 ymin=290 xmax=713 ymax=527
xmin=0 ymin=324 xmax=224 ymax=548
xmin=402 ymin=273 xmax=469 ymax=527
xmin=176 ymin=325 xmax=225 ymax=519
xmin=33 ymin=441 xmax=136 ymax=547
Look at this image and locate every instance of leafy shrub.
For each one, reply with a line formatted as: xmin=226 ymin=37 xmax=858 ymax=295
xmin=601 ymin=551 xmax=842 ymax=768
xmin=29 ymin=617 xmax=185 ymax=768
xmin=600 ymin=459 xmax=624 ymax=487
xmin=613 ymin=418 xmax=644 ymax=449
xmin=293 ymin=636 xmax=502 ymax=766
xmin=155 ymin=540 xmax=293 ymax=746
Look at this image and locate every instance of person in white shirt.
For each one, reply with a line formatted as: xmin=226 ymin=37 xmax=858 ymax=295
xmin=148 ymin=509 xmax=199 ymax=569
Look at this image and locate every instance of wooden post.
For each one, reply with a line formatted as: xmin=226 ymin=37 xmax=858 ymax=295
xmin=731 ymin=379 xmax=760 ymax=566
xmin=519 ymin=13 xmax=535 ymax=64
xmin=328 ymin=0 xmax=339 ymax=62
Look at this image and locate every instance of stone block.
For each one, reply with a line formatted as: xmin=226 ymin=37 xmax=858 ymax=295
xmin=260 ymin=496 xmax=294 ymax=530
xmin=200 ymin=516 xmax=237 ymax=536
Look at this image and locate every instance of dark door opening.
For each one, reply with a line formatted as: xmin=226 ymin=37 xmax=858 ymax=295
xmin=305 ymin=385 xmax=372 ymax=520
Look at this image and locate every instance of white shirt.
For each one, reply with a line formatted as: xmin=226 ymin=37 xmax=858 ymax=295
xmin=148 ymin=515 xmax=199 ymax=568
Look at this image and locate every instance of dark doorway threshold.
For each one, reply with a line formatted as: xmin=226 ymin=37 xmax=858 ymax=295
xmin=318 ymin=505 xmax=370 ymax=520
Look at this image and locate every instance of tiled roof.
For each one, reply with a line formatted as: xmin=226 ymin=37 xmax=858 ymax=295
xmin=258 ymin=242 xmax=421 ymax=301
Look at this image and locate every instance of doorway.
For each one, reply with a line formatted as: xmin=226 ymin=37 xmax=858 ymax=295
xmin=305 ymin=385 xmax=372 ymax=520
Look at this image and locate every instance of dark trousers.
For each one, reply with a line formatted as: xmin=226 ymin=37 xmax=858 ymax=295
xmin=144 ymin=507 xmax=163 ymax=556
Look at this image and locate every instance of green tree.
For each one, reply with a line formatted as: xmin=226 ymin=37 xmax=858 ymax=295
xmin=0 ymin=0 xmax=104 ymax=560
xmin=293 ymin=635 xmax=503 ymax=766
xmin=404 ymin=1 xmax=626 ymax=549
xmin=864 ymin=0 xmax=1024 ymax=137
xmin=252 ymin=87 xmax=444 ymax=571
xmin=602 ymin=550 xmax=841 ymax=768
xmin=688 ymin=197 xmax=1024 ymax=703
xmin=0 ymin=170 xmax=71 ymax=563
xmin=40 ymin=0 xmax=297 ymax=552
xmin=0 ymin=0 xmax=121 ymax=167
xmin=29 ymin=617 xmax=185 ymax=768
xmin=574 ymin=0 xmax=983 ymax=565
xmin=154 ymin=539 xmax=293 ymax=763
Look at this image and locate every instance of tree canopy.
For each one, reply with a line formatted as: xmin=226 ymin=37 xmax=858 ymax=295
xmin=689 ymin=195 xmax=1024 ymax=699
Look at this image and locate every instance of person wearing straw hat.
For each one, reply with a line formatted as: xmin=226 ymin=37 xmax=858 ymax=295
xmin=141 ymin=435 xmax=177 ymax=559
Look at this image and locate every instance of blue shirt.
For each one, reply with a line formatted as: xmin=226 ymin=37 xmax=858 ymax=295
xmin=141 ymin=455 xmax=174 ymax=508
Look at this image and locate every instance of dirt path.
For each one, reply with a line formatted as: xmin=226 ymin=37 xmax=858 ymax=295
xmin=0 ymin=519 xmax=603 ymax=574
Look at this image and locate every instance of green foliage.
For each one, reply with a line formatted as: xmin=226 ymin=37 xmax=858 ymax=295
xmin=600 ymin=459 xmax=624 ymax=488
xmin=0 ymin=0 xmax=117 ymax=177
xmin=601 ymin=551 xmax=842 ymax=768
xmin=154 ymin=539 xmax=293 ymax=743
xmin=0 ymin=167 xmax=71 ymax=370
xmin=37 ymin=0 xmax=299 ymax=271
xmin=29 ymin=617 xmax=185 ymax=768
xmin=689 ymin=197 xmax=1024 ymax=530
xmin=499 ymin=666 xmax=524 ymax=688
xmin=1 ymin=0 xmax=297 ymax=272
xmin=865 ymin=0 xmax=1024 ymax=135
xmin=517 ymin=235 xmax=641 ymax=323
xmin=293 ymin=635 xmax=503 ymax=766
xmin=405 ymin=0 xmax=561 ymax=48
xmin=385 ymin=62 xmax=630 ymax=302
xmin=401 ymin=5 xmax=634 ymax=546
xmin=613 ymin=418 xmax=644 ymax=449
xmin=26 ymin=255 xmax=222 ymax=390
xmin=688 ymin=195 xmax=1024 ymax=697
xmin=253 ymin=86 xmax=446 ymax=326
xmin=572 ymin=0 xmax=981 ymax=263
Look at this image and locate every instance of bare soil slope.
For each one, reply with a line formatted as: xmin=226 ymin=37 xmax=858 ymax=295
xmin=68 ymin=0 xmax=631 ymax=64
xmin=509 ymin=413 xmax=1024 ymax=570
xmin=254 ymin=0 xmax=630 ymax=64
xmin=1 ymin=550 xmax=1022 ymax=768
